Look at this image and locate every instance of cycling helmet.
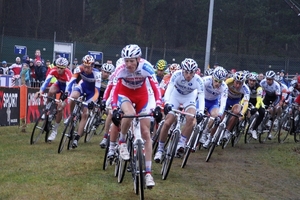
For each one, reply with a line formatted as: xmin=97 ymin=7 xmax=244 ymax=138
xmin=82 ymin=55 xmax=95 ymax=66
xmin=169 ymin=63 xmax=180 ymax=74
xmin=213 ymin=66 xmax=227 ymax=81
xmin=234 ymin=71 xmax=246 ymax=82
xmin=155 ymin=59 xmax=167 ymax=71
xmin=204 ymin=68 xmax=214 ymax=76
xmin=248 ymin=72 xmax=258 ymax=81
xmin=56 ymin=57 xmax=69 ymax=67
xmin=116 ymin=58 xmax=124 ymax=68
xmin=265 ymin=70 xmax=276 ymax=79
xmin=181 ymin=58 xmax=198 ymax=72
xmin=102 ymin=63 xmax=115 ymax=73
xmin=121 ymin=44 xmax=142 ymax=58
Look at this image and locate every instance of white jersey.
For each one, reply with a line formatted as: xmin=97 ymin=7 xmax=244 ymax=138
xmin=203 ymin=76 xmax=228 ymax=115
xmin=260 ymin=78 xmax=281 ymax=97
xmin=164 ymin=70 xmax=205 ymax=113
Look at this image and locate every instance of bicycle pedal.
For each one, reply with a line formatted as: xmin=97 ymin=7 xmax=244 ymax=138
xmin=147 ymin=186 xmax=153 ymax=190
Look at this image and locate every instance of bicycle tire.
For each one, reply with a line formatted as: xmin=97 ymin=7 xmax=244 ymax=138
xmin=244 ymin=115 xmax=257 ymax=144
xmin=58 ymin=122 xmax=73 ymax=153
xmin=30 ymin=113 xmax=48 ymax=145
xmin=84 ymin=116 xmax=97 ymax=143
xmin=277 ymin=113 xmax=290 ymax=143
xmin=231 ymin=123 xmax=241 ymax=147
xmin=161 ymin=129 xmax=180 ymax=180
xmin=181 ymin=125 xmax=199 ymax=168
xmin=293 ymin=110 xmax=300 ymax=143
xmin=152 ymin=120 xmax=164 ymax=155
xmin=102 ymin=134 xmax=111 ymax=170
xmin=114 ymin=156 xmax=119 ymax=177
xmin=206 ymin=126 xmax=223 ymax=162
xmin=136 ymin=140 xmax=145 ymax=199
xmin=259 ymin=115 xmax=271 ymax=143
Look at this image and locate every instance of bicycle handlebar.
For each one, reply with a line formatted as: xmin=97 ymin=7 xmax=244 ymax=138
xmin=120 ymin=113 xmax=153 ymax=119
xmin=224 ymin=110 xmax=241 ymax=118
xmin=40 ymin=94 xmax=62 ymax=103
xmin=67 ymin=96 xmax=88 ymax=106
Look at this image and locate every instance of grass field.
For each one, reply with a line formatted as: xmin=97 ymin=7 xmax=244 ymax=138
xmin=1 ymin=125 xmax=300 ymax=200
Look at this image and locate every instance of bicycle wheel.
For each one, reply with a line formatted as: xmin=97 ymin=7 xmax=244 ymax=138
xmin=244 ymin=115 xmax=257 ymax=144
xmin=231 ymin=122 xmax=242 ymax=147
xmin=30 ymin=113 xmax=49 ymax=145
xmin=136 ymin=140 xmax=145 ymax=199
xmin=58 ymin=122 xmax=73 ymax=153
xmin=206 ymin=127 xmax=223 ymax=162
xmin=181 ymin=125 xmax=199 ymax=168
xmin=152 ymin=120 xmax=164 ymax=155
xmin=118 ymin=155 xmax=128 ymax=183
xmin=278 ymin=113 xmax=291 ymax=143
xmin=161 ymin=129 xmax=180 ymax=180
xmin=259 ymin=115 xmax=271 ymax=143
xmin=293 ymin=111 xmax=300 ymax=143
xmin=103 ymin=134 xmax=111 ymax=170
xmin=84 ymin=115 xmax=96 ymax=143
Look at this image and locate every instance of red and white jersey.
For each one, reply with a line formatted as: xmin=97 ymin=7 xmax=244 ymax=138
xmin=9 ymin=63 xmax=22 ymax=75
xmin=111 ymin=58 xmax=161 ymax=109
xmin=40 ymin=67 xmax=73 ymax=92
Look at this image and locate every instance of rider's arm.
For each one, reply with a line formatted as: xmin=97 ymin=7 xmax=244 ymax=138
xmin=148 ymin=76 xmax=162 ymax=105
xmin=66 ymin=66 xmax=81 ymax=94
xmin=219 ymin=86 xmax=228 ymax=116
xmin=255 ymin=86 xmax=264 ymax=109
xmin=91 ymin=71 xmax=101 ymax=102
xmin=241 ymin=85 xmax=250 ymax=115
xmin=111 ymin=78 xmax=121 ymax=110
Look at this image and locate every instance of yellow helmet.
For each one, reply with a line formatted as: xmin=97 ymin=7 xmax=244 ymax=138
xmin=155 ymin=59 xmax=167 ymax=71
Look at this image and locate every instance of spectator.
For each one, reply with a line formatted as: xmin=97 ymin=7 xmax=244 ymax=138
xmin=0 ymin=61 xmax=9 ymax=75
xmin=8 ymin=57 xmax=22 ymax=75
xmin=279 ymin=69 xmax=290 ymax=87
xmin=22 ymin=55 xmax=30 ymax=65
xmin=34 ymin=49 xmax=44 ymax=64
xmin=213 ymin=62 xmax=219 ymax=68
xmin=94 ymin=61 xmax=102 ymax=71
xmin=29 ymin=59 xmax=36 ymax=86
xmin=258 ymin=73 xmax=264 ymax=83
xmin=20 ymin=63 xmax=31 ymax=87
xmin=34 ymin=59 xmax=46 ymax=84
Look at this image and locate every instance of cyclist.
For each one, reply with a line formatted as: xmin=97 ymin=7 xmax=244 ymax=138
xmin=245 ymin=72 xmax=265 ymax=140
xmin=111 ymin=44 xmax=162 ymax=187
xmin=99 ymin=63 xmax=115 ymax=99
xmin=99 ymin=59 xmax=123 ymax=149
xmin=199 ymin=67 xmax=229 ymax=148
xmin=66 ymin=55 xmax=102 ymax=148
xmin=34 ymin=57 xmax=72 ymax=142
xmin=209 ymin=71 xmax=250 ymax=143
xmin=260 ymin=70 xmax=282 ymax=139
xmin=155 ymin=59 xmax=167 ymax=84
xmin=160 ymin=63 xmax=181 ymax=98
xmin=153 ymin=58 xmax=205 ymax=161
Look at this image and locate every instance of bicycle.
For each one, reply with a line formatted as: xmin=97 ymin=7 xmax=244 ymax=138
xmin=205 ymin=110 xmax=240 ymax=162
xmin=277 ymin=103 xmax=300 ymax=143
xmin=244 ymin=105 xmax=260 ymax=144
xmin=181 ymin=115 xmax=208 ymax=168
xmin=160 ymin=108 xmax=195 ymax=180
xmin=84 ymin=103 xmax=103 ymax=143
xmin=117 ymin=112 xmax=153 ymax=200
xmin=30 ymin=94 xmax=61 ymax=145
xmin=58 ymin=95 xmax=87 ymax=153
xmin=258 ymin=104 xmax=279 ymax=143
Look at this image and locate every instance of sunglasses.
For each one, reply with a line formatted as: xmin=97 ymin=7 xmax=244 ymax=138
xmin=213 ymin=78 xmax=222 ymax=83
xmin=266 ymin=78 xmax=273 ymax=81
xmin=184 ymin=70 xmax=195 ymax=75
xmin=57 ymin=66 xmax=66 ymax=70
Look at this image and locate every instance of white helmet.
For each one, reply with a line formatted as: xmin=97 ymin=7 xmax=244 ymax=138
xmin=82 ymin=55 xmax=95 ymax=66
xmin=102 ymin=63 xmax=115 ymax=73
xmin=265 ymin=70 xmax=276 ymax=79
xmin=121 ymin=44 xmax=142 ymax=58
xmin=56 ymin=57 xmax=69 ymax=67
xmin=213 ymin=66 xmax=227 ymax=81
xmin=116 ymin=58 xmax=124 ymax=68
xmin=181 ymin=58 xmax=198 ymax=72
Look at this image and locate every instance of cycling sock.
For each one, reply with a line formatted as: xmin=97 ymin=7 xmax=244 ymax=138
xmin=53 ymin=122 xmax=59 ymax=131
xmin=109 ymin=142 xmax=117 ymax=150
xmin=158 ymin=141 xmax=165 ymax=152
xmin=75 ymin=135 xmax=80 ymax=141
xmin=145 ymin=161 xmax=152 ymax=173
xmin=103 ymin=133 xmax=108 ymax=139
xmin=119 ymin=132 xmax=126 ymax=142
xmin=180 ymin=134 xmax=187 ymax=144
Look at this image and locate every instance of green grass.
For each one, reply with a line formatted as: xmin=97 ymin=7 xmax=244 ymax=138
xmin=1 ymin=125 xmax=300 ymax=200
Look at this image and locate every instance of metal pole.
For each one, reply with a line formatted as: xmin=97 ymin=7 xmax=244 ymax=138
xmin=204 ymin=0 xmax=215 ymax=71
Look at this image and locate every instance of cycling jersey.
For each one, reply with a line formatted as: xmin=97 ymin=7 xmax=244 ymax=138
xmin=67 ymin=65 xmax=101 ymax=102
xmin=260 ymin=78 xmax=281 ymax=105
xmin=203 ymin=76 xmax=228 ymax=115
xmin=111 ymin=58 xmax=161 ymax=113
xmin=160 ymin=73 xmax=171 ymax=97
xmin=164 ymin=70 xmax=205 ymax=113
xmin=245 ymin=81 xmax=264 ymax=109
xmin=225 ymin=77 xmax=250 ymax=114
xmin=40 ymin=67 xmax=73 ymax=93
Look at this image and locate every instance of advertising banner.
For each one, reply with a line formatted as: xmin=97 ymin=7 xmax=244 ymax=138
xmin=0 ymin=87 xmax=20 ymax=126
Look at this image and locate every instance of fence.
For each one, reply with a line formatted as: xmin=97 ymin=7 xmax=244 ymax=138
xmin=1 ymin=35 xmax=300 ymax=75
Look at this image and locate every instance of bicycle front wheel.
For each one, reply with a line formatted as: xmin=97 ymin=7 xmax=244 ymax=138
xmin=181 ymin=125 xmax=199 ymax=168
xmin=161 ymin=129 xmax=180 ymax=180
xmin=152 ymin=120 xmax=164 ymax=155
xmin=84 ymin=116 xmax=97 ymax=143
xmin=136 ymin=140 xmax=145 ymax=200
xmin=278 ymin=113 xmax=291 ymax=143
xmin=206 ymin=127 xmax=223 ymax=162
xmin=244 ymin=116 xmax=257 ymax=144
xmin=30 ymin=114 xmax=48 ymax=145
xmin=102 ymin=135 xmax=110 ymax=170
xmin=58 ymin=122 xmax=73 ymax=153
